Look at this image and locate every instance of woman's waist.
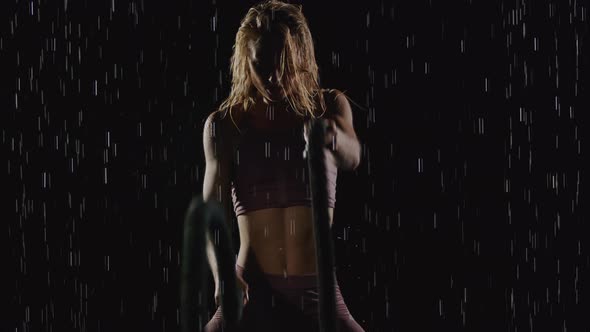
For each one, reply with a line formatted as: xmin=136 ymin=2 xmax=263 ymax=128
xmin=235 ymin=263 xmax=318 ymax=289
xmin=235 ymin=262 xmax=337 ymax=291
xmin=236 ymin=240 xmax=321 ymax=281
xmin=238 ymin=225 xmax=317 ymax=254
xmin=237 ymin=240 xmax=317 ymax=268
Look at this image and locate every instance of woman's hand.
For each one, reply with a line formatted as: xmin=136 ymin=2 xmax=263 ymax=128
xmin=303 ymin=118 xmax=338 ymax=159
xmin=214 ymin=274 xmax=250 ymax=307
xmin=236 ymin=274 xmax=250 ymax=306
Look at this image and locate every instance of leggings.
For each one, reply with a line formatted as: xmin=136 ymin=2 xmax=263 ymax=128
xmin=203 ymin=264 xmax=364 ymax=332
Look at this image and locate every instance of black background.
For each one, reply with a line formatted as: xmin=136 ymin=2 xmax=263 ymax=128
xmin=3 ymin=0 xmax=588 ymax=331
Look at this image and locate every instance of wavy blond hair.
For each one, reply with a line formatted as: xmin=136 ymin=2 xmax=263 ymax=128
xmin=217 ymin=0 xmax=328 ymax=132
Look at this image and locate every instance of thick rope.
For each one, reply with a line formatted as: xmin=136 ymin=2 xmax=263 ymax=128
xmin=180 ymin=195 xmax=242 ymax=332
xmin=306 ymin=119 xmax=339 ymax=332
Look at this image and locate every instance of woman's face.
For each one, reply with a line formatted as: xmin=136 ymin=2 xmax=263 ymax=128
xmin=248 ymin=35 xmax=286 ymax=103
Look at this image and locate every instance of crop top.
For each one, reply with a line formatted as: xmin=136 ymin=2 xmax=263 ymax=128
xmin=230 ymin=120 xmax=337 ymax=217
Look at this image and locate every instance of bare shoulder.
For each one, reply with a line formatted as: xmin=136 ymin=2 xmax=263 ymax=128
xmin=203 ymin=110 xmax=224 ymax=143
xmin=204 ymin=106 xmax=244 ymax=137
xmin=204 ymin=107 xmax=232 ymax=129
xmin=323 ymin=88 xmax=353 ymax=118
xmin=203 ymin=108 xmax=238 ymax=160
xmin=324 ymin=88 xmax=345 ymax=100
xmin=203 ymin=111 xmax=220 ymax=161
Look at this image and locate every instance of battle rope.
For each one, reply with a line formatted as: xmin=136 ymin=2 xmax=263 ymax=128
xmin=306 ymin=119 xmax=339 ymax=332
xmin=180 ymin=195 xmax=243 ymax=332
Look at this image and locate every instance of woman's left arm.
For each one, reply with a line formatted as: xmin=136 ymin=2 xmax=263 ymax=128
xmin=326 ymin=90 xmax=361 ymax=171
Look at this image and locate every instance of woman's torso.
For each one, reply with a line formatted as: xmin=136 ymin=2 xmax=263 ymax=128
xmin=236 ymin=206 xmax=333 ymax=276
xmin=225 ymin=99 xmax=334 ymax=277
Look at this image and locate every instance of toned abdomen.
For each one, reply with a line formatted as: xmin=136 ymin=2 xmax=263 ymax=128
xmin=236 ymin=205 xmax=334 ymax=276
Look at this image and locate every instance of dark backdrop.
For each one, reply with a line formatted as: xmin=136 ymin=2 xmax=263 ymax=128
xmin=3 ymin=0 xmax=588 ymax=331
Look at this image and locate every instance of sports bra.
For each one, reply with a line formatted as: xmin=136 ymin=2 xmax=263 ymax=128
xmin=230 ymin=116 xmax=337 ymax=217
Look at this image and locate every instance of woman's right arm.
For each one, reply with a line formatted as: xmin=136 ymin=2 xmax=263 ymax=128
xmin=202 ymin=111 xmax=233 ymax=288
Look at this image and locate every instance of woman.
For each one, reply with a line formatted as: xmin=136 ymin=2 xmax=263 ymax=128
xmin=202 ymin=1 xmax=364 ymax=331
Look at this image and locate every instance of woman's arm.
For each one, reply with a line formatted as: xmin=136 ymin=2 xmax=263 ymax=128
xmin=326 ymin=89 xmax=361 ymax=171
xmin=202 ymin=111 xmax=234 ymax=286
